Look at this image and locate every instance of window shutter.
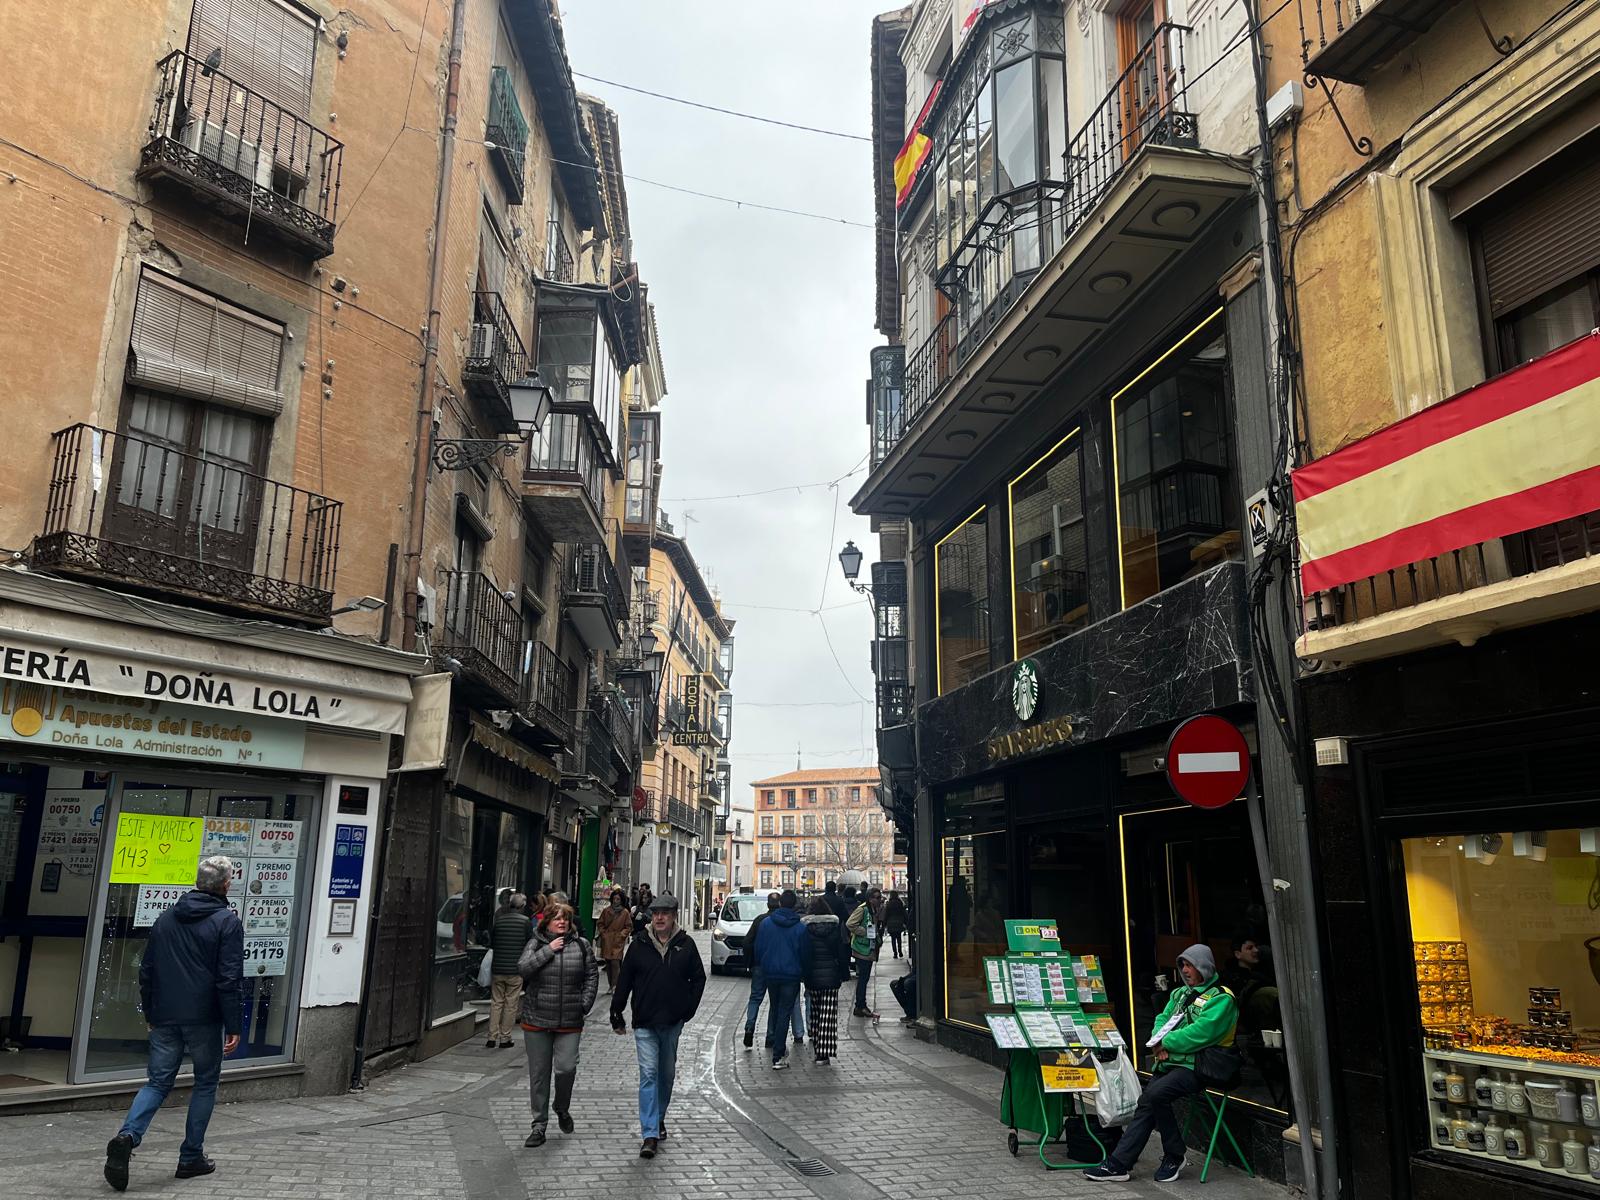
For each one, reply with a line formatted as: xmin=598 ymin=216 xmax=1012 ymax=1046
xmin=188 ymin=0 xmax=316 ymax=118
xmin=1476 ymin=146 xmax=1600 ymax=318
xmin=128 ymin=269 xmax=286 ymax=416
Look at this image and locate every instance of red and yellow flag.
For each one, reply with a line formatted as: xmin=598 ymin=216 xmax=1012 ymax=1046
xmin=1293 ymin=332 xmax=1600 ymax=595
xmin=894 ymin=82 xmax=942 ymax=208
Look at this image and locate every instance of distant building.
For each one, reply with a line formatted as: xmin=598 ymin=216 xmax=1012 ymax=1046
xmin=749 ymin=768 xmax=905 ymax=893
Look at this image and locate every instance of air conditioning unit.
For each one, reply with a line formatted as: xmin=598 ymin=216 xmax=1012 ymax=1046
xmin=469 ymin=320 xmax=499 ymax=364
xmin=182 ymin=112 xmax=274 ymax=192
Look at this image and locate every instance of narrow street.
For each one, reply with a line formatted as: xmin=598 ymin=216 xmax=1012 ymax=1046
xmin=0 ymin=940 xmax=1267 ymax=1200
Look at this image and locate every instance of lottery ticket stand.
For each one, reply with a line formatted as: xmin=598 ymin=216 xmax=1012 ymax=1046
xmin=984 ymin=918 xmax=1128 ymax=1170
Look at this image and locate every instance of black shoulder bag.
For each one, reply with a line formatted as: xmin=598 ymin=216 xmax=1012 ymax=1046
xmin=1181 ymin=985 xmax=1242 ymax=1089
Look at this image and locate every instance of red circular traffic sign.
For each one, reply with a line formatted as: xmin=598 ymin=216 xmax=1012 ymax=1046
xmin=1165 ymin=715 xmax=1250 ymax=809
xmin=632 ymin=787 xmax=649 ymax=815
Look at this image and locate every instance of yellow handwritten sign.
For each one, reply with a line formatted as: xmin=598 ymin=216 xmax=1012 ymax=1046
xmin=109 ymin=813 xmax=204 ymax=885
xmin=1040 ymin=1056 xmax=1099 ymax=1093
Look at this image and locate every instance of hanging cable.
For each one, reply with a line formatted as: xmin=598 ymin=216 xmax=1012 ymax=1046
xmin=572 ymin=72 xmax=871 ymax=142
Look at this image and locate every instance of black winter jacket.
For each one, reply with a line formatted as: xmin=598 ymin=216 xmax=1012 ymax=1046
xmin=610 ymin=927 xmax=706 ymax=1030
xmin=801 ymin=914 xmax=850 ymax=991
xmin=139 ymin=890 xmax=244 ymax=1033
xmin=490 ymin=909 xmax=533 ymax=976
xmin=517 ymin=930 xmax=599 ymax=1029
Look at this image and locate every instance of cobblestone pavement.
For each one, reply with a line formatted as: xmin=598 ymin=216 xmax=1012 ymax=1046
xmin=0 ymin=935 xmax=1276 ymax=1199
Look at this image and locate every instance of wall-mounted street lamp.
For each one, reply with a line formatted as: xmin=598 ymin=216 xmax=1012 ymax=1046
xmin=431 ymin=373 xmax=555 ymax=472
xmin=837 ymin=540 xmax=877 ymax=609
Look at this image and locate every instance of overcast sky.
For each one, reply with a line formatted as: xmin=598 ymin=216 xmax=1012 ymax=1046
xmin=560 ymin=2 xmax=892 ymax=814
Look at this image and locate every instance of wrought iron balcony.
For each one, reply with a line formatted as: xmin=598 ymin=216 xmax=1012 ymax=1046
xmin=34 ymin=423 xmax=340 ymax=623
xmin=462 ymin=291 xmax=527 ymax=433
xmin=563 ymin=525 xmax=629 ymax=652
xmin=544 ymin=232 xmax=576 ymax=284
xmin=882 ymin=23 xmax=1202 ymax=466
xmin=436 ymin=570 xmax=522 ymax=705
xmin=1300 ymin=0 xmax=1459 ymax=85
xmin=708 ymin=714 xmax=726 ymax=744
xmin=877 ymin=680 xmax=913 ymax=730
xmin=667 ymin=797 xmax=698 ymax=834
xmin=485 ymin=67 xmax=529 ymax=203
xmin=589 ymin=689 xmax=638 ymax=773
xmin=522 ymin=412 xmax=607 ymax=544
xmin=664 ymin=693 xmax=688 ymax=730
xmin=521 ymin=641 xmax=574 ymax=751
xmin=139 ymin=50 xmax=342 ymax=259
xmin=579 ymin=709 xmax=621 ymax=792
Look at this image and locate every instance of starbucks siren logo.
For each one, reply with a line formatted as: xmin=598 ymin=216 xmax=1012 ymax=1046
xmin=1012 ymin=659 xmax=1040 ymax=722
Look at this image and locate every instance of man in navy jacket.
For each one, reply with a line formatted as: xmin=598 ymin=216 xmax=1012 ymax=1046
xmin=751 ymin=890 xmax=810 ymax=1069
xmin=104 ymin=855 xmax=244 ymax=1191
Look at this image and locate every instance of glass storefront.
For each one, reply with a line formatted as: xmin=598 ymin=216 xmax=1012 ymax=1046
xmin=1403 ymin=827 xmax=1600 ymax=1181
xmin=939 ymin=779 xmax=1007 ymax=1027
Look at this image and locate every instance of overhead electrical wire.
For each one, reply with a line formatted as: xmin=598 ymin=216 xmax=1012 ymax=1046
xmin=572 ymin=71 xmax=871 ymax=142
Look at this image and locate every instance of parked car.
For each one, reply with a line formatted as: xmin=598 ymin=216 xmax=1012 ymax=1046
xmin=710 ymin=892 xmax=771 ymax=974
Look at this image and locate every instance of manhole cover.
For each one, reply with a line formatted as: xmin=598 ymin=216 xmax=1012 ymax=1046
xmin=791 ymin=1158 xmax=837 ymax=1177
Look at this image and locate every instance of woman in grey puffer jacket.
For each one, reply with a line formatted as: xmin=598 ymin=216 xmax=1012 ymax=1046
xmin=517 ymin=903 xmax=598 ymax=1147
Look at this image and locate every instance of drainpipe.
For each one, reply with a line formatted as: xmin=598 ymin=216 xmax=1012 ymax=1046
xmin=402 ymin=0 xmax=469 ymax=651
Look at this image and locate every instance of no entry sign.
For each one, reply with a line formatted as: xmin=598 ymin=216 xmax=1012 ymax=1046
xmin=1165 ymin=715 xmax=1250 ymax=809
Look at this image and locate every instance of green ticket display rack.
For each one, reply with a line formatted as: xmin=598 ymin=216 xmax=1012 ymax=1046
xmin=986 ymin=918 xmax=1126 ymax=1169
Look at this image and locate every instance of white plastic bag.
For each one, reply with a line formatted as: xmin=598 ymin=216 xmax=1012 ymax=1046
xmin=476 ymin=950 xmax=493 ymax=990
xmin=1091 ymin=1049 xmax=1142 ymax=1127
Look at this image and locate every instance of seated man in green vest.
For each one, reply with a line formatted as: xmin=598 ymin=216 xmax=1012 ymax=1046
xmin=1085 ymin=944 xmax=1238 ymax=1185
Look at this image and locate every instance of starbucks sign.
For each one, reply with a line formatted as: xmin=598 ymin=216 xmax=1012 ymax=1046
xmin=1011 ymin=659 xmax=1040 ymax=722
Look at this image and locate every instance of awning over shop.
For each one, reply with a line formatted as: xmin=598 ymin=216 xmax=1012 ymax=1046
xmin=1293 ymin=332 xmax=1600 ymax=595
xmin=468 ymin=716 xmax=561 ymax=784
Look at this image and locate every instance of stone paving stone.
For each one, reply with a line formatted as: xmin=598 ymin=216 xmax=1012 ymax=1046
xmin=0 ymin=935 xmax=1279 ymax=1200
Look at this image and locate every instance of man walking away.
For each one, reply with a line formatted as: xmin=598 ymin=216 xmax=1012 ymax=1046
xmin=751 ymin=890 xmax=808 ymax=1069
xmin=1084 ymin=944 xmax=1238 ymax=1184
xmin=612 ymin=893 xmax=705 ymax=1159
xmin=742 ymin=892 xmax=803 ymax=1049
xmin=487 ymin=893 xmax=532 ymax=1047
xmin=883 ymin=890 xmax=908 ymax=958
xmin=104 ymin=855 xmax=243 ymax=1191
xmin=847 ymin=887 xmax=882 ymax=1018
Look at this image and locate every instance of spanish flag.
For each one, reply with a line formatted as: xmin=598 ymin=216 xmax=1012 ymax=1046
xmin=1293 ymin=331 xmax=1600 ymax=595
xmin=894 ymin=82 xmax=942 ymax=209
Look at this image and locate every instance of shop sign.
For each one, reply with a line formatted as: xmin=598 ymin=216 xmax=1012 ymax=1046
xmin=671 ymin=731 xmax=715 ymax=747
xmin=108 ymin=812 xmax=203 ymax=885
xmin=243 ymin=895 xmax=293 ymax=936
xmin=39 ymin=790 xmax=103 ymax=876
xmin=252 ymin=819 xmax=303 ymax=859
xmin=246 ymin=856 xmax=298 ymax=897
xmin=327 ymin=824 xmax=366 ymax=899
xmin=242 ymin=935 xmax=290 ymax=976
xmin=0 ymin=635 xmax=406 ymax=734
xmin=201 ymin=816 xmax=253 ymax=859
xmin=133 ymin=883 xmax=188 ymax=927
xmin=1039 ymin=1054 xmax=1099 ymax=1093
xmin=1011 ymin=659 xmax=1040 ymax=722
xmin=986 ymin=715 xmax=1074 ymax=765
xmin=0 ymin=685 xmax=305 ymax=769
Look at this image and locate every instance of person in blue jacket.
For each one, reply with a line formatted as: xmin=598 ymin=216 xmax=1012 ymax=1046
xmin=104 ymin=855 xmax=244 ymax=1191
xmin=751 ymin=889 xmax=811 ymax=1069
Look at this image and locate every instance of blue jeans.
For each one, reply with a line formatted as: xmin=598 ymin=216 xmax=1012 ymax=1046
xmin=118 ymin=1023 xmax=224 ymax=1163
xmin=765 ymin=979 xmax=801 ymax=1063
xmin=1108 ymin=1065 xmax=1201 ymax=1169
xmin=854 ymin=955 xmax=874 ymax=1011
xmin=745 ymin=967 xmax=804 ymax=1039
xmin=633 ymin=1023 xmax=683 ymax=1139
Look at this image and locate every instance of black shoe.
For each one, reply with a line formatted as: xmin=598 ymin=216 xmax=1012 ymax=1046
xmin=1154 ymin=1158 xmax=1184 ymax=1183
xmin=657 ymin=1120 xmax=668 ymax=1140
xmin=557 ymin=1112 xmax=574 ymax=1134
xmin=640 ymin=1137 xmax=658 ymax=1159
xmin=1083 ymin=1162 xmax=1131 ymax=1182
xmin=524 ymin=1126 xmax=546 ymax=1148
xmin=485 ymin=1038 xmax=497 ymax=1048
xmin=499 ymin=1039 xmax=514 ymax=1048
xmin=794 ymin=1034 xmax=804 ymax=1044
xmin=743 ymin=1027 xmax=753 ymax=1049
xmin=174 ymin=1157 xmax=215 ymax=1179
xmin=104 ymin=1134 xmax=133 ymax=1192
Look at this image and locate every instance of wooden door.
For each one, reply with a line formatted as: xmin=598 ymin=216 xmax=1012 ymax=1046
xmin=1117 ymin=0 xmax=1168 ymax=156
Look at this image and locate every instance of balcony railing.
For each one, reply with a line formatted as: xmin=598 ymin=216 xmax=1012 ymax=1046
xmin=485 ymin=66 xmax=529 ymax=203
xmin=581 ymin=710 xmax=621 ymax=792
xmin=1300 ymin=0 xmax=1455 ymax=84
xmin=436 ymin=570 xmax=522 ymax=704
xmin=140 ymin=50 xmax=342 ymax=258
xmin=667 ymin=797 xmax=698 ymax=834
xmin=878 ymin=680 xmax=913 ymax=730
xmin=522 ymin=641 xmax=574 ymax=748
xmin=664 ymin=694 xmax=688 ymax=730
xmin=886 ymin=24 xmax=1197 ymax=461
xmin=544 ymin=231 xmax=576 ymax=283
xmin=589 ymin=689 xmax=637 ymax=771
xmin=34 ymin=423 xmax=340 ymax=623
xmin=1304 ymin=515 xmax=1600 ymax=635
xmin=568 ymin=537 xmax=627 ymax=617
xmin=463 ymin=291 xmax=527 ymax=424
xmin=709 ymin=714 xmax=726 ymax=744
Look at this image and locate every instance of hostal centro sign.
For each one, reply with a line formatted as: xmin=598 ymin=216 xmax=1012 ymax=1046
xmin=0 ymin=684 xmax=305 ymax=768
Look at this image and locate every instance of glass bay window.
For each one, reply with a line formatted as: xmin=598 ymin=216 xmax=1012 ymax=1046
xmin=534 ymin=305 xmax=625 ymax=462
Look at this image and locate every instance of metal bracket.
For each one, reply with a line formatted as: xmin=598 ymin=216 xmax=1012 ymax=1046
xmin=430 ymin=435 xmax=521 ymax=472
xmin=1303 ymin=72 xmax=1373 ymax=158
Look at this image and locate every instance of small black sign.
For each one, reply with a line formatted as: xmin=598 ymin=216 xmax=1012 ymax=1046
xmin=337 ymin=785 xmax=370 ymax=816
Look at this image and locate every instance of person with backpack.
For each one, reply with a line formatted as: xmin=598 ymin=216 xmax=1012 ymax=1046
xmin=1084 ymin=944 xmax=1238 ymax=1184
xmin=750 ymin=890 xmax=809 ymax=1070
xmin=486 ymin=892 xmax=532 ymax=1048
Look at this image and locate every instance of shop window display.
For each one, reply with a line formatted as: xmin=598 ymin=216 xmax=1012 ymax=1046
xmin=431 ymin=796 xmax=479 ymax=1020
xmin=1403 ymin=829 xmax=1600 ymax=1181
xmin=942 ymin=830 xmax=1010 ymax=1027
xmin=1121 ymin=803 xmax=1285 ymax=1112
